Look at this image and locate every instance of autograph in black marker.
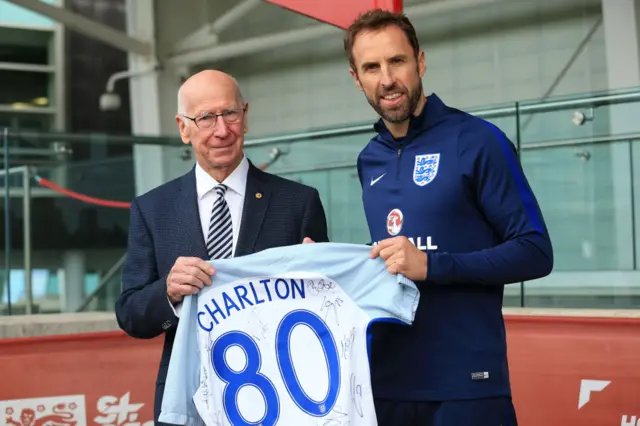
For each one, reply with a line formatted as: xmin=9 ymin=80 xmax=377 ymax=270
xmin=340 ymin=328 xmax=356 ymax=360
xmin=350 ymin=373 xmax=364 ymax=418
xmin=320 ymin=296 xmax=343 ymax=326
xmin=308 ymin=278 xmax=337 ymax=295
xmin=319 ymin=406 xmax=349 ymax=426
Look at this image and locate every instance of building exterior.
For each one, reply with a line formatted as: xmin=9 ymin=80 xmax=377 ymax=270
xmin=1 ymin=0 xmax=640 ymax=314
xmin=0 ymin=0 xmax=133 ymax=314
xmin=0 ymin=0 xmax=63 ymax=132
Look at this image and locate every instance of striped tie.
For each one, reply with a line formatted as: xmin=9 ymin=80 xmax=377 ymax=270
xmin=206 ymin=184 xmax=233 ymax=260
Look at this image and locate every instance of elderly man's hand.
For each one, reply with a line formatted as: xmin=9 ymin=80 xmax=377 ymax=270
xmin=370 ymin=236 xmax=427 ymax=281
xmin=166 ymin=257 xmax=214 ymax=304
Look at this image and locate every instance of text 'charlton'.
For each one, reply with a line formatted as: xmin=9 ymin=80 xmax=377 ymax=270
xmin=197 ymin=278 xmax=306 ymax=332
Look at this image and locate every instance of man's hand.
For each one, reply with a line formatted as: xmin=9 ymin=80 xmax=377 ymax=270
xmin=370 ymin=236 xmax=428 ymax=281
xmin=302 ymin=237 xmax=315 ymax=243
xmin=166 ymin=257 xmax=215 ymax=304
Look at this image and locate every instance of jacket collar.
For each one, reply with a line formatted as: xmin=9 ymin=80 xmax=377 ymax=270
xmin=373 ymin=92 xmax=447 ymax=145
xmin=174 ymin=158 xmax=270 ymax=259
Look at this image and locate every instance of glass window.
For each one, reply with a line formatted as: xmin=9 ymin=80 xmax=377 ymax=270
xmin=0 ymin=27 xmax=53 ymax=65
xmin=0 ymin=0 xmax=59 ymax=28
xmin=0 ymin=70 xmax=51 ymax=106
xmin=0 ymin=112 xmax=52 ymax=131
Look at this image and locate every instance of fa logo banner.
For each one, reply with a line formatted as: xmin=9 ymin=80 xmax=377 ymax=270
xmin=1 ymin=395 xmax=86 ymax=426
xmin=413 ymin=153 xmax=440 ymax=186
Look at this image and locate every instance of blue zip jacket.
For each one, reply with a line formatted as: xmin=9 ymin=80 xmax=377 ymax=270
xmin=357 ymin=93 xmax=553 ymax=401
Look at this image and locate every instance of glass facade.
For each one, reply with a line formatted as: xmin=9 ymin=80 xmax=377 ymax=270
xmin=0 ymin=0 xmax=59 ymax=27
xmin=0 ymin=0 xmax=638 ymax=317
xmin=0 ymin=8 xmax=60 ymax=133
xmin=2 ymin=86 xmax=640 ymax=315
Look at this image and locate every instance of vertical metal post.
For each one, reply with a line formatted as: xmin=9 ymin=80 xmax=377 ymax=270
xmin=515 ymin=102 xmax=525 ymax=308
xmin=3 ymin=128 xmax=11 ymax=315
xmin=23 ymin=167 xmax=32 ymax=314
xmin=630 ymin=140 xmax=637 ymax=270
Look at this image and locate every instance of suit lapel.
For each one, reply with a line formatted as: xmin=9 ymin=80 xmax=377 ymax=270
xmin=235 ymin=163 xmax=271 ymax=257
xmin=175 ymin=168 xmax=209 ymax=259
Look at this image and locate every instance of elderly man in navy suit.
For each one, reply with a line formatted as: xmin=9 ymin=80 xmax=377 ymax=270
xmin=115 ymin=70 xmax=329 ymax=424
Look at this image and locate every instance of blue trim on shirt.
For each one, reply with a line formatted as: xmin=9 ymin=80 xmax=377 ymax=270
xmin=480 ymin=119 xmax=545 ymax=234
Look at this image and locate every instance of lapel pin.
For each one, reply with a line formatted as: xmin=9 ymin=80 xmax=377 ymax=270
xmin=256 ymin=192 xmax=262 ymax=199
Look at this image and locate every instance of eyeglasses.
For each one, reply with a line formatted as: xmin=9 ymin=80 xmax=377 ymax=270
xmin=182 ymin=105 xmax=246 ymax=129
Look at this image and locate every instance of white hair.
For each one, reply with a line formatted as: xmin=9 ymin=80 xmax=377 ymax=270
xmin=176 ymin=75 xmax=245 ymax=119
xmin=177 ymin=85 xmax=187 ymax=116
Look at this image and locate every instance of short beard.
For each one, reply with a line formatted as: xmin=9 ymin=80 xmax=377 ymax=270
xmin=367 ymin=78 xmax=423 ymax=124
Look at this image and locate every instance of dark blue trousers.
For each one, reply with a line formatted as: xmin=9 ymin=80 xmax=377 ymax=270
xmin=374 ymin=397 xmax=518 ymax=426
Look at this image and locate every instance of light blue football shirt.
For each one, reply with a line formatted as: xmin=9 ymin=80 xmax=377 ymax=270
xmin=159 ymin=242 xmax=420 ymax=426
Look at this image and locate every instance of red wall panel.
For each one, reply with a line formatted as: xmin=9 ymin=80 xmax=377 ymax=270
xmin=264 ymin=0 xmax=403 ymax=29
xmin=1 ymin=315 xmax=638 ymax=425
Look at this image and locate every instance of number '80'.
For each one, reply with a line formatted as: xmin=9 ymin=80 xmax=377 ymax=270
xmin=211 ymin=309 xmax=341 ymax=425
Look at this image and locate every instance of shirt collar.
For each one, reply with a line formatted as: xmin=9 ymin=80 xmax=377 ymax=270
xmin=195 ymin=153 xmax=249 ymax=200
xmin=373 ymin=93 xmax=447 ymax=145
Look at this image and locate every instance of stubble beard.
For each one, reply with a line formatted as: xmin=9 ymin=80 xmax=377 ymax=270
xmin=367 ymin=79 xmax=423 ymax=124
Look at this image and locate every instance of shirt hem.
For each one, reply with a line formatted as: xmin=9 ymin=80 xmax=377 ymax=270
xmin=372 ymin=387 xmax=512 ymax=402
xmin=158 ymin=412 xmax=207 ymax=426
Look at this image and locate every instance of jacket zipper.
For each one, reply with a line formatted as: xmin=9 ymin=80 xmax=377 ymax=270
xmin=396 ymin=145 xmax=403 ymax=177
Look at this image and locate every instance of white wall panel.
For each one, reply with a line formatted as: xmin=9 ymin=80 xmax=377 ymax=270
xmin=179 ymin=0 xmax=608 ymax=137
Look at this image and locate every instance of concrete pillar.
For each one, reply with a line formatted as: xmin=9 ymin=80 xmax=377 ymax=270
xmin=125 ymin=0 xmax=192 ymax=197
xmin=602 ymin=0 xmax=640 ymax=269
xmin=603 ymin=0 xmax=640 ymax=88
xmin=60 ymin=250 xmax=86 ymax=312
xmin=125 ymin=0 xmax=165 ymax=197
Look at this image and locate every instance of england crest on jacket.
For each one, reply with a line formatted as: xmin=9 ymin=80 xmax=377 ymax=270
xmin=413 ymin=153 xmax=440 ymax=186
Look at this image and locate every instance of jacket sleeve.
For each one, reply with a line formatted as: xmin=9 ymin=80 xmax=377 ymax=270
xmin=115 ymin=199 xmax=179 ymax=338
xmin=301 ymin=188 xmax=330 ymax=243
xmin=426 ymin=120 xmax=553 ymax=285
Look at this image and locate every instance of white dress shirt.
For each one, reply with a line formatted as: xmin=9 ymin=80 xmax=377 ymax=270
xmin=169 ymin=154 xmax=249 ymax=317
xmin=195 ymin=154 xmax=249 ymax=255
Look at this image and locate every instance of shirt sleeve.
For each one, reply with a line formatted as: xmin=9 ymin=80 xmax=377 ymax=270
xmin=426 ymin=119 xmax=554 ymax=286
xmin=159 ymin=294 xmax=204 ymax=426
xmin=168 ymin=297 xmax=182 ymax=318
xmin=335 ymin=244 xmax=420 ymax=324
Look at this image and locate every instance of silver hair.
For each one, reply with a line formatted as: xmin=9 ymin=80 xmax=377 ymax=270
xmin=177 ymin=75 xmax=245 ymax=118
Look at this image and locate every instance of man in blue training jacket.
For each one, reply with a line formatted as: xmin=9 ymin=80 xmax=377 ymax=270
xmin=342 ymin=9 xmax=554 ymax=426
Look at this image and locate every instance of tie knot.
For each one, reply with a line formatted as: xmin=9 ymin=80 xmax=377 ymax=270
xmin=215 ymin=184 xmax=228 ymax=197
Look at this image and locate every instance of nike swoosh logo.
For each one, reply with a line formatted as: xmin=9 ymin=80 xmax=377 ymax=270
xmin=370 ymin=173 xmax=386 ymax=186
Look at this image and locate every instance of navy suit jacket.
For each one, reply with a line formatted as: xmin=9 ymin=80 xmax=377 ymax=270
xmin=114 ymin=161 xmax=329 ymax=423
